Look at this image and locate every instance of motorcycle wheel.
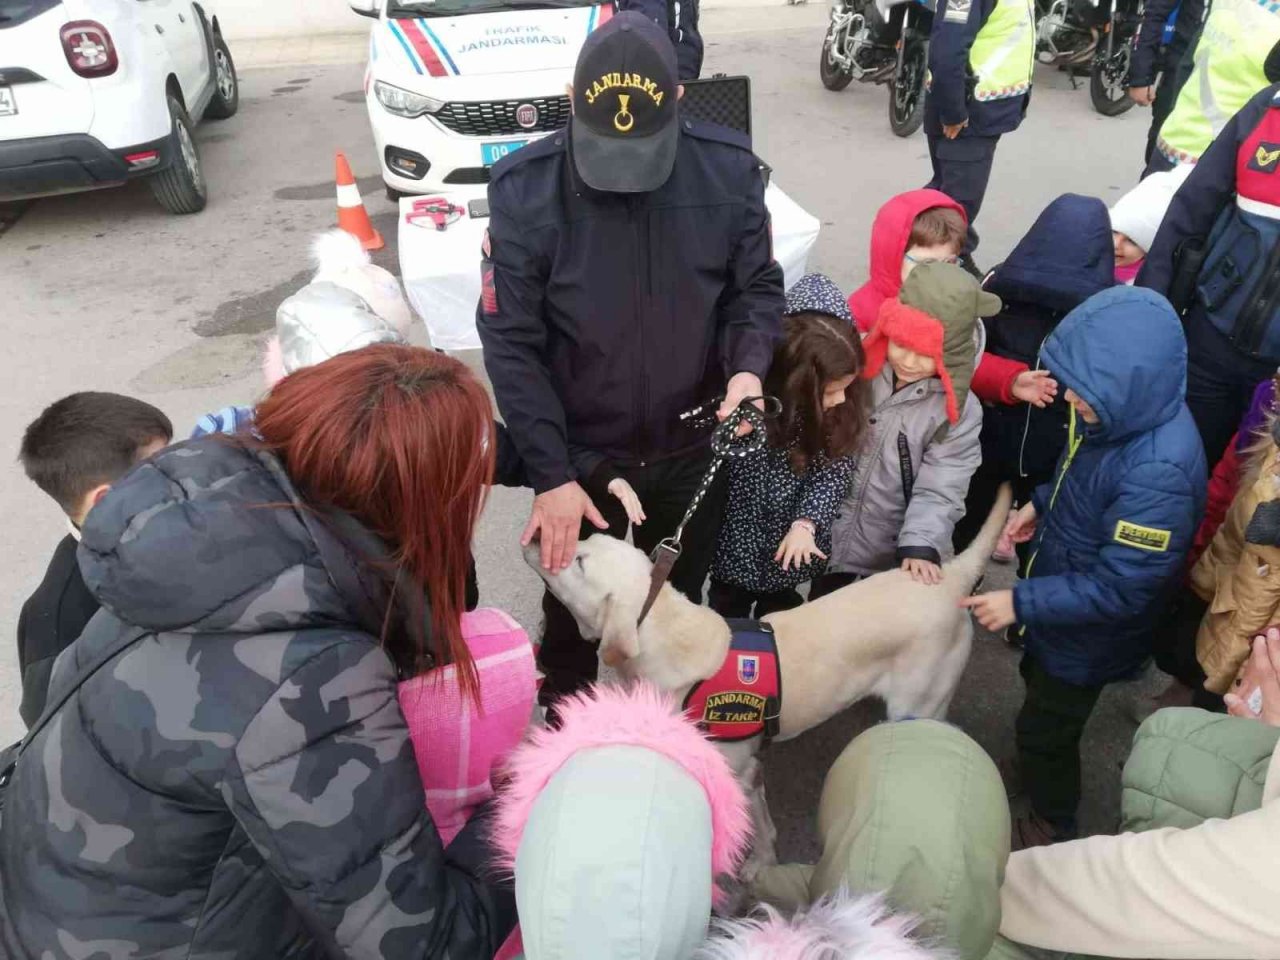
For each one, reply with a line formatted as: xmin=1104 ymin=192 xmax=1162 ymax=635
xmin=888 ymin=35 xmax=927 ymax=137
xmin=820 ymin=34 xmax=855 ymax=91
xmin=1090 ymin=40 xmax=1135 ymax=116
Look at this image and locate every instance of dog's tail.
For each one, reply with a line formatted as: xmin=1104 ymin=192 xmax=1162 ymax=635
xmin=944 ymin=482 xmax=1013 ymax=594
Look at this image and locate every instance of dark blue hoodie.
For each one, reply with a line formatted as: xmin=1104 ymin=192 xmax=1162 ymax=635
xmin=1014 ymin=287 xmax=1207 ymax=687
xmin=981 ymin=194 xmax=1116 ymax=482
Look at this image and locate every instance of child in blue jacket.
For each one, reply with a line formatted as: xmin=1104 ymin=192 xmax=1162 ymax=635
xmin=964 ymin=286 xmax=1207 ymax=848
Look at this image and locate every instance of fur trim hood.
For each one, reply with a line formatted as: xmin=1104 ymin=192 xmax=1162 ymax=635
xmin=493 ymin=683 xmax=751 ymax=899
xmin=695 ymin=892 xmax=948 ymax=960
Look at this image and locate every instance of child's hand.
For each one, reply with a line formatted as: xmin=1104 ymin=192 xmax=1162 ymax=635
xmin=901 ymin=558 xmax=944 ymax=585
xmin=960 ymin=590 xmax=1017 ymax=631
xmin=775 ymin=520 xmax=827 ymax=572
xmin=607 ymin=478 xmax=646 ymax=527
xmin=1012 ymin=370 xmax=1059 ymax=408
xmin=1004 ymin=502 xmax=1038 ymax=544
xmin=1225 ymin=627 xmax=1280 ymax=728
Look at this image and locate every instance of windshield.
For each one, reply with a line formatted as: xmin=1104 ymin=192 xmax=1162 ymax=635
xmin=0 ymin=0 xmax=59 ymax=28
xmin=389 ymin=0 xmax=596 ymax=17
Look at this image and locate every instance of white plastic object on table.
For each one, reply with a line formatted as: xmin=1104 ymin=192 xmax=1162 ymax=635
xmin=398 ymin=181 xmax=822 ymax=352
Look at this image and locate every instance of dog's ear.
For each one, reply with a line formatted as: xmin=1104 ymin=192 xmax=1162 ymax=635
xmin=599 ymin=591 xmax=641 ymax=668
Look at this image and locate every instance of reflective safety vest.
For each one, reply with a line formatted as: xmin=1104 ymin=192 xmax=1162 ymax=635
xmin=971 ymin=0 xmax=1036 ymax=102
xmin=1157 ymin=0 xmax=1280 ymax=164
xmin=1194 ymin=92 xmax=1280 ymax=358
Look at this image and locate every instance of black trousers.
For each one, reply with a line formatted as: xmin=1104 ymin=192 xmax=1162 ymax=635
xmin=1152 ymin=590 xmax=1226 ymax=711
xmin=708 ymin=580 xmax=804 ymax=620
xmin=1185 ymin=318 xmax=1278 ymax=469
xmin=925 ymin=134 xmax=1000 ymax=255
xmin=808 ymin=571 xmax=863 ymax=600
xmin=537 ymin=448 xmax=726 ymax=704
xmin=1143 ymin=65 xmax=1182 ymax=167
xmin=1015 ymin=653 xmax=1105 ymax=834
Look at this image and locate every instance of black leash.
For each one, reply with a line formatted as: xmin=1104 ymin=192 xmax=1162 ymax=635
xmin=637 ymin=396 xmax=780 ymax=624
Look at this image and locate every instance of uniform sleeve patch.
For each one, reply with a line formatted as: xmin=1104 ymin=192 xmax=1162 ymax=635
xmin=481 ymin=263 xmax=498 ymax=315
xmin=1113 ymin=520 xmax=1171 ymax=552
xmin=944 ymin=0 xmax=971 ymax=23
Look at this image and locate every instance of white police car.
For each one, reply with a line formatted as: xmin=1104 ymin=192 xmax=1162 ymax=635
xmin=350 ymin=0 xmax=611 ymax=198
xmin=0 ymin=0 xmax=237 ymax=213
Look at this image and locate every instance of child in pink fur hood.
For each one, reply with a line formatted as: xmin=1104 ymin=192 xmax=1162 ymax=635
xmin=491 ymin=683 xmax=945 ymax=960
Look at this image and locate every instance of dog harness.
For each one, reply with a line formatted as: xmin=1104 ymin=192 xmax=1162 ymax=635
xmin=682 ymin=620 xmax=782 ymax=742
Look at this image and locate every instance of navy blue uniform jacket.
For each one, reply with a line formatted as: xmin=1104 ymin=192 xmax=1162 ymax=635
xmin=477 ymin=120 xmax=784 ymax=493
xmin=1138 ymin=85 xmax=1280 ymax=296
xmin=1014 ymin=287 xmax=1207 ymax=686
xmin=926 ymin=0 xmax=1031 ymax=138
xmin=1128 ymin=0 xmax=1205 ymax=88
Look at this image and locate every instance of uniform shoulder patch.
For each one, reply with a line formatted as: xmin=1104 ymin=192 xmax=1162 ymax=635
xmin=681 ymin=118 xmax=753 ymax=152
xmin=1113 ymin=520 xmax=1171 ymax=552
xmin=943 ymin=0 xmax=972 ymax=23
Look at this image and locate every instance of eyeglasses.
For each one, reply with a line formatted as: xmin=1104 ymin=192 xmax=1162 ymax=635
xmin=904 ymin=253 xmax=960 ymax=266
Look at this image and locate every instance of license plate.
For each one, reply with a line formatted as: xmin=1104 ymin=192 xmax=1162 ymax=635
xmin=0 ymin=86 xmax=16 ymax=117
xmin=481 ymin=140 xmax=528 ymax=166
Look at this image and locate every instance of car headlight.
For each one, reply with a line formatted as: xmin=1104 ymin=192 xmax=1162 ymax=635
xmin=374 ymin=81 xmax=444 ymax=118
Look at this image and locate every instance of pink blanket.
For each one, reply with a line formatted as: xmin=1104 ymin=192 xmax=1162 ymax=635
xmin=397 ymin=608 xmax=537 ymax=847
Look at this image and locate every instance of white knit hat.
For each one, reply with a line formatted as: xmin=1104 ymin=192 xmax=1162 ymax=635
xmin=1108 ymin=165 xmax=1194 ymax=254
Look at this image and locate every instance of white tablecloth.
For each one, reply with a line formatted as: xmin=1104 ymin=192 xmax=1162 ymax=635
xmin=399 ymin=182 xmax=821 ymax=352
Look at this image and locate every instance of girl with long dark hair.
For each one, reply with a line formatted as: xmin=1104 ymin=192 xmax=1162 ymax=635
xmin=708 ymin=275 xmax=870 ymax=618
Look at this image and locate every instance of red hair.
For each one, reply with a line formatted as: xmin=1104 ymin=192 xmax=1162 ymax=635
xmin=254 ymin=344 xmax=495 ymax=702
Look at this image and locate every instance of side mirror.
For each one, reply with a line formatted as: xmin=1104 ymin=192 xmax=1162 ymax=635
xmin=349 ymin=0 xmax=380 ymax=18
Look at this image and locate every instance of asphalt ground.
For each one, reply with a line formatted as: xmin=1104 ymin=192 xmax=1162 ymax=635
xmin=0 ymin=4 xmax=1159 ymax=862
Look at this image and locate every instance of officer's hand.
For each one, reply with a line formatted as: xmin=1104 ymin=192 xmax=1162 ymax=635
xmin=718 ymin=372 xmax=765 ymax=437
xmin=1128 ymin=86 xmax=1155 ymax=106
xmin=942 ymin=120 xmax=969 ymax=140
xmin=607 ymin=477 xmax=647 ymax=527
xmin=522 ymin=481 xmax=609 ymax=572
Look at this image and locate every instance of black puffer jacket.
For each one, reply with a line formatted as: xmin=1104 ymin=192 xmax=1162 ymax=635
xmin=0 ymin=439 xmax=515 ymax=958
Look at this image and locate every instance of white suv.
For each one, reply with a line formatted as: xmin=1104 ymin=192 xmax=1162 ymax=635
xmin=0 ymin=0 xmax=238 ymax=213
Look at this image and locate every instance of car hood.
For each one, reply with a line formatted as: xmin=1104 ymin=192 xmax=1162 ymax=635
xmin=375 ymin=5 xmax=606 ymax=84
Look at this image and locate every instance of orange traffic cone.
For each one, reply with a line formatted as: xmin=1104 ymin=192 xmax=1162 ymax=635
xmin=335 ymin=151 xmax=384 ymax=251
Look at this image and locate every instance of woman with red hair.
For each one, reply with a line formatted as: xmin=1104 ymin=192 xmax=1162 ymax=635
xmin=1 ymin=345 xmax=519 ymax=958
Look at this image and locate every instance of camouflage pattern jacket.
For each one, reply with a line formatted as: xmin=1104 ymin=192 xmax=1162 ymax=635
xmin=0 ymin=439 xmax=515 ymax=958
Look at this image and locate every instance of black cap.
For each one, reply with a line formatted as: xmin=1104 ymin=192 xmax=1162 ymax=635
xmin=571 ymin=12 xmax=680 ymax=193
xmin=1266 ymin=38 xmax=1280 ymax=84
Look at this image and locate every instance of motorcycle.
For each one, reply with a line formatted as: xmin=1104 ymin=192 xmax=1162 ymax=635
xmin=1034 ymin=0 xmax=1138 ymax=116
xmin=820 ymin=0 xmax=936 ymax=138
xmin=1089 ymin=0 xmax=1140 ymax=116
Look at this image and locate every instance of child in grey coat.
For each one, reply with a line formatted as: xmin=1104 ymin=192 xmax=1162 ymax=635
xmin=813 ymin=262 xmax=998 ymax=596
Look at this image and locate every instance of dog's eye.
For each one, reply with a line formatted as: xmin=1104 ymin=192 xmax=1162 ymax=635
xmin=574 ymin=555 xmax=585 ymax=570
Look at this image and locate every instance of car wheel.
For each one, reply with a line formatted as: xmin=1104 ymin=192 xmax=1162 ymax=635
xmin=204 ymin=34 xmax=239 ymax=120
xmin=149 ymin=96 xmax=208 ymax=214
xmin=386 ymin=185 xmax=408 ymax=203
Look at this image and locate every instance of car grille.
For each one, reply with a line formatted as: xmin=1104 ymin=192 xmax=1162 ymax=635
xmin=443 ymin=168 xmax=491 ymax=185
xmin=434 ymin=96 xmax=571 ymax=137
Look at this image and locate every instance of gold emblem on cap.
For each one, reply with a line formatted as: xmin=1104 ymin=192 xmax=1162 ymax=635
xmin=584 ymin=72 xmax=666 ymax=108
xmin=614 ymin=94 xmax=634 ymax=133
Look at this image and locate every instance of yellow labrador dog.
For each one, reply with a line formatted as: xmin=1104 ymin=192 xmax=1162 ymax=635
xmin=525 ymin=485 xmax=1011 ymax=869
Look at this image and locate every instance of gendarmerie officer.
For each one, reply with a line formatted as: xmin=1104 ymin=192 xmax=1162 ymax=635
xmin=619 ymin=0 xmax=704 ymax=80
xmin=477 ymin=12 xmax=784 ymax=710
xmin=924 ymin=0 xmax=1035 ymax=264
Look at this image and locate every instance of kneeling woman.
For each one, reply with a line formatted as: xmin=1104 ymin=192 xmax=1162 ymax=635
xmin=0 ymin=345 xmax=517 ymax=958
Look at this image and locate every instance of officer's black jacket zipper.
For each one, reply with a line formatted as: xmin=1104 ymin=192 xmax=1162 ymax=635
xmin=628 ymin=194 xmax=649 ymax=463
